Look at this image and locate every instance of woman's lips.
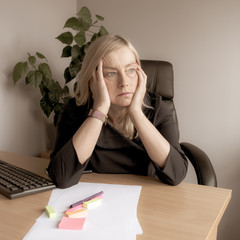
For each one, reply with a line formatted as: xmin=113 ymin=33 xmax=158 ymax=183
xmin=117 ymin=92 xmax=133 ymax=97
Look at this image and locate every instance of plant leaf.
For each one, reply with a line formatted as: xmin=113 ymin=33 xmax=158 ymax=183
xmin=77 ymin=7 xmax=92 ymax=31
xmin=63 ymin=96 xmax=71 ymax=105
xmin=73 ymin=82 xmax=78 ymax=92
xmin=71 ymin=45 xmax=81 ymax=59
xmin=38 ymin=63 xmax=52 ymax=80
xmin=39 ymin=80 xmax=46 ymax=97
xmin=64 ymin=17 xmax=82 ymax=30
xmin=79 ymin=44 xmax=88 ymax=61
xmin=51 ymin=81 xmax=63 ymax=95
xmin=79 ymin=19 xmax=91 ymax=31
xmin=62 ymin=86 xmax=69 ymax=95
xmin=40 ymin=95 xmax=53 ymax=117
xmin=33 ymin=70 xmax=42 ymax=87
xmin=99 ymin=25 xmax=108 ymax=36
xmin=48 ymin=91 xmax=60 ymax=106
xmin=96 ymin=14 xmax=104 ymax=21
xmin=61 ymin=46 xmax=72 ymax=58
xmin=56 ymin=32 xmax=73 ymax=45
xmin=25 ymin=70 xmax=42 ymax=87
xmin=53 ymin=102 xmax=64 ymax=113
xmin=40 ymin=79 xmax=65 ymax=119
xmin=25 ymin=71 xmax=35 ymax=85
xmin=12 ymin=62 xmax=28 ymax=84
xmin=28 ymin=55 xmax=36 ymax=67
xmin=54 ymin=103 xmax=64 ymax=113
xmin=36 ymin=52 xmax=47 ymax=60
xmin=77 ymin=6 xmax=92 ymax=25
xmin=64 ymin=67 xmax=73 ymax=84
xmin=91 ymin=33 xmax=98 ymax=42
xmin=69 ymin=58 xmax=82 ymax=78
xmin=73 ymin=31 xmax=86 ymax=46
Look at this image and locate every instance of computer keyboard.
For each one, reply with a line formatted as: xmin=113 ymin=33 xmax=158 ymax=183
xmin=0 ymin=159 xmax=55 ymax=199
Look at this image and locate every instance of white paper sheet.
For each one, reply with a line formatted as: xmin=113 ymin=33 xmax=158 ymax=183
xmin=23 ymin=182 xmax=142 ymax=240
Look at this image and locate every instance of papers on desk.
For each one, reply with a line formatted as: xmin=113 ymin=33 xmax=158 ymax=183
xmin=23 ymin=182 xmax=142 ymax=240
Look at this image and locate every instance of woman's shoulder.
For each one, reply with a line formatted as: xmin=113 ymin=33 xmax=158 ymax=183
xmin=64 ymin=98 xmax=88 ymax=112
xmin=58 ymin=97 xmax=89 ymax=124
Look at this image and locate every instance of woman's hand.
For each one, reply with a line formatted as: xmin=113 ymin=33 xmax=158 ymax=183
xmin=128 ymin=64 xmax=147 ymax=114
xmin=90 ymin=60 xmax=111 ymax=115
xmin=128 ymin=65 xmax=170 ymax=169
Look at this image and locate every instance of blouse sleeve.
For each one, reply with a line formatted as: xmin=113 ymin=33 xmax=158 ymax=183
xmin=46 ymin=99 xmax=88 ymax=188
xmin=148 ymin=94 xmax=188 ymax=185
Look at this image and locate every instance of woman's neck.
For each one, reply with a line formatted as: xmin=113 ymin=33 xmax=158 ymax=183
xmin=107 ymin=106 xmax=127 ymax=127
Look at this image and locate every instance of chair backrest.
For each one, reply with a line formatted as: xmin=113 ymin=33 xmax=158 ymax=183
xmin=141 ymin=60 xmax=180 ymax=139
xmin=141 ymin=60 xmax=217 ymax=187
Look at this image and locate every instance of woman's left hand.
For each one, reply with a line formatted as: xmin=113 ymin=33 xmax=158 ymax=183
xmin=128 ymin=65 xmax=147 ymax=114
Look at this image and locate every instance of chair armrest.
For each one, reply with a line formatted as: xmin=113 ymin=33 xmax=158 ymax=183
xmin=180 ymin=142 xmax=217 ymax=187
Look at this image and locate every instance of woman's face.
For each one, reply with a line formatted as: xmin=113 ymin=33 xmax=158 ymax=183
xmin=102 ymin=46 xmax=138 ymax=109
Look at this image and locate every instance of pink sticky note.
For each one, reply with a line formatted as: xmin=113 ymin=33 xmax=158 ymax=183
xmin=58 ymin=216 xmax=86 ymax=230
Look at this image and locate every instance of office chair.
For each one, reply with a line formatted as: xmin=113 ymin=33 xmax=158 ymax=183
xmin=141 ymin=60 xmax=217 ymax=187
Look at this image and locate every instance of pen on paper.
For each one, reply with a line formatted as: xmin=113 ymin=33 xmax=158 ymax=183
xmin=70 ymin=191 xmax=104 ymax=208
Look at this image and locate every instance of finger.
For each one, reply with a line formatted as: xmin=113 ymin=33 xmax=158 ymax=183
xmin=137 ymin=66 xmax=147 ymax=80
xmin=91 ymin=68 xmax=97 ymax=82
xmin=96 ymin=60 xmax=104 ymax=81
xmin=137 ymin=67 xmax=147 ymax=87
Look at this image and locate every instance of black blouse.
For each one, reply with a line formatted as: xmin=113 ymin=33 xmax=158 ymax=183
xmin=47 ymin=93 xmax=188 ymax=188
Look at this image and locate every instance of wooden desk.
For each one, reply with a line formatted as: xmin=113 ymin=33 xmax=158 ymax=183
xmin=0 ymin=151 xmax=231 ymax=240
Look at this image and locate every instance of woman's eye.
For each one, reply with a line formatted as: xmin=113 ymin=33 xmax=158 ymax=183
xmin=126 ymin=68 xmax=136 ymax=75
xmin=105 ymin=72 xmax=117 ymax=78
xmin=108 ymin=72 xmax=116 ymax=77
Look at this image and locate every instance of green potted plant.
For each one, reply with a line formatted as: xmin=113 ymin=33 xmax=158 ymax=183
xmin=12 ymin=6 xmax=108 ymax=125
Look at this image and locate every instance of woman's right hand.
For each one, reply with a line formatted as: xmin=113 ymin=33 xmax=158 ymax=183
xmin=89 ymin=60 xmax=111 ymax=115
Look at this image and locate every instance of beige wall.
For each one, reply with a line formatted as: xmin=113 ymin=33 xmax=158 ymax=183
xmin=0 ymin=0 xmax=239 ymax=239
xmin=0 ymin=0 xmax=76 ymax=155
xmin=76 ymin=0 xmax=240 ymax=239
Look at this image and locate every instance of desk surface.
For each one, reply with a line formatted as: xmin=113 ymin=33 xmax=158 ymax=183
xmin=0 ymin=151 xmax=231 ymax=240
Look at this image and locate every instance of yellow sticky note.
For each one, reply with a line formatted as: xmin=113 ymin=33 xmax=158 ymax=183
xmin=45 ymin=205 xmax=57 ymax=219
xmin=83 ymin=198 xmax=102 ymax=209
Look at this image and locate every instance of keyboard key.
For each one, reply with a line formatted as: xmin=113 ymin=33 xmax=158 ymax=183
xmin=0 ymin=159 xmax=56 ymax=199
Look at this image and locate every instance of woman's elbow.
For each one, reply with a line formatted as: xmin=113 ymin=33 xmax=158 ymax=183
xmin=48 ymin=169 xmax=80 ymax=189
xmin=156 ymin=160 xmax=188 ymax=186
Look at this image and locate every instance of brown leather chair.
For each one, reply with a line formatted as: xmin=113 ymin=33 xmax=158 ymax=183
xmin=141 ymin=60 xmax=217 ymax=187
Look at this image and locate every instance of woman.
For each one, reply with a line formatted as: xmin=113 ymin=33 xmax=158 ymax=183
xmin=47 ymin=35 xmax=188 ymax=188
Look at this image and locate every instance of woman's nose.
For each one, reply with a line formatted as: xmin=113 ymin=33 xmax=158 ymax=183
xmin=118 ymin=72 xmax=129 ymax=88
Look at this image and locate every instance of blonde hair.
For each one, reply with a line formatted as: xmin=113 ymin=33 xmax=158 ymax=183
xmin=75 ymin=35 xmax=144 ymax=139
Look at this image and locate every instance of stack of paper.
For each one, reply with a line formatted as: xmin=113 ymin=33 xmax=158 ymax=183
xmin=23 ymin=182 xmax=142 ymax=240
